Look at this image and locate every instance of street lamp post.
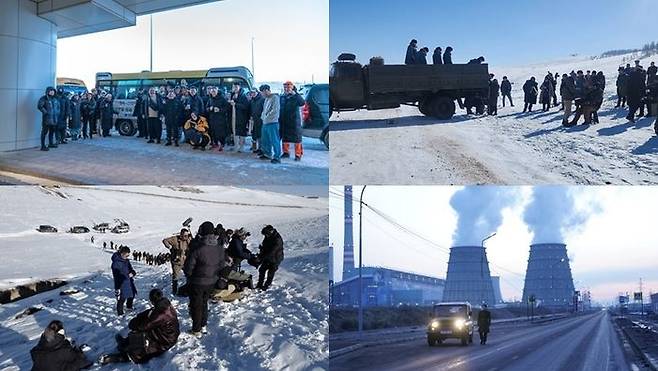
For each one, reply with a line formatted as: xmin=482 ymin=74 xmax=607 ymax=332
xmin=358 ymin=186 xmax=367 ymax=339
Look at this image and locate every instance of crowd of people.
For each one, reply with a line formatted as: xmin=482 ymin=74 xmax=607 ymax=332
xmin=402 ymin=40 xmax=658 ymax=132
xmin=30 ymin=222 xmax=285 ymax=368
xmin=37 ymin=81 xmax=308 ymax=163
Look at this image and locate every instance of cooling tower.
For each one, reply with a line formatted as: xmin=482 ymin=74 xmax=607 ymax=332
xmin=442 ymin=246 xmax=496 ymax=306
xmin=342 ymin=186 xmax=355 ymax=280
xmin=522 ymin=243 xmax=575 ymax=308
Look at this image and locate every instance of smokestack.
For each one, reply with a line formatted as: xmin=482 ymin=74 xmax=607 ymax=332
xmin=491 ymin=276 xmax=503 ymax=304
xmin=522 ymin=243 xmax=575 ymax=308
xmin=442 ymin=246 xmax=496 ymax=306
xmin=343 ymin=186 xmax=354 ymax=280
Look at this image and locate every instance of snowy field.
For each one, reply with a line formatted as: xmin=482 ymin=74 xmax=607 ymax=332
xmin=331 ymin=52 xmax=658 ymax=185
xmin=0 ymin=186 xmax=328 ymax=370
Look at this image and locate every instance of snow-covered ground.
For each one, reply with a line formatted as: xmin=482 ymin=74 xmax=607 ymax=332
xmin=0 ymin=186 xmax=328 ymax=370
xmin=331 ymin=52 xmax=658 ymax=185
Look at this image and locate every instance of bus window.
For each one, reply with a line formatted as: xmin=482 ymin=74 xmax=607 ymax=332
xmin=116 ymin=80 xmax=140 ymax=99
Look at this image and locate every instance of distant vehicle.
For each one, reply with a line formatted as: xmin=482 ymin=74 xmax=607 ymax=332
xmin=330 ymin=53 xmax=490 ymax=119
xmin=301 ymin=83 xmax=329 ymax=149
xmin=68 ymin=226 xmax=90 ymax=234
xmin=112 ymin=223 xmax=129 ymax=234
xmin=95 ymin=67 xmax=256 ymax=136
xmin=427 ymin=302 xmax=474 ymax=346
xmin=57 ymin=77 xmax=88 ymax=96
xmin=37 ymin=225 xmax=58 ymax=233
xmin=93 ymin=222 xmax=110 ymax=233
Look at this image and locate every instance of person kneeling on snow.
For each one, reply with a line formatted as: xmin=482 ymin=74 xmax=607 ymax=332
xmin=111 ymin=246 xmax=137 ymax=316
xmin=31 ymin=320 xmax=93 ymax=371
xmin=183 ymin=112 xmax=211 ymax=150
xmin=101 ymin=289 xmax=180 ymax=365
xmin=226 ymin=228 xmax=254 ymax=271
xmin=256 ymin=225 xmax=284 ymax=291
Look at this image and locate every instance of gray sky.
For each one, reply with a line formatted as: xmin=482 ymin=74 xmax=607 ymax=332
xmin=329 ymin=186 xmax=658 ymax=305
xmin=57 ymin=0 xmax=328 ymax=88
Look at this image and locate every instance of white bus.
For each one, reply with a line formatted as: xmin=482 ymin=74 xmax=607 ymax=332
xmin=95 ymin=67 xmax=255 ymax=136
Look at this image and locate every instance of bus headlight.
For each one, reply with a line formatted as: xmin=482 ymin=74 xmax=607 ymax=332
xmin=430 ymin=321 xmax=440 ymax=329
xmin=454 ymin=318 xmax=466 ymax=329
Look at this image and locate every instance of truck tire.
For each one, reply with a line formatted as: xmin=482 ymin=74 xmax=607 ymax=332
xmin=419 ymin=98 xmax=431 ymax=116
xmin=428 ymin=96 xmax=456 ymax=120
xmin=117 ymin=120 xmax=136 ymax=136
xmin=461 ymin=336 xmax=468 ymax=346
xmin=427 ymin=336 xmax=436 ymax=346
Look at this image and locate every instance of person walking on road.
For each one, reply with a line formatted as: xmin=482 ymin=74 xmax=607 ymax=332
xmin=478 ymin=304 xmax=492 ymax=345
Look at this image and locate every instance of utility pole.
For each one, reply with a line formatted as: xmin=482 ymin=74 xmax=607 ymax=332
xmin=251 ymin=37 xmax=255 ymax=78
xmin=149 ymin=15 xmax=153 ymax=72
xmin=358 ymin=186 xmax=367 ymax=339
xmin=640 ymin=278 xmax=644 ymax=316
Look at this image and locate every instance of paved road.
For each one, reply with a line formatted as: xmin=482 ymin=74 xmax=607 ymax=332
xmin=0 ymin=135 xmax=328 ymax=185
xmin=331 ymin=311 xmax=640 ymax=371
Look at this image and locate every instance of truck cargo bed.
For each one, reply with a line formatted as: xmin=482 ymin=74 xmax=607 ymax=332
xmin=365 ymin=64 xmax=489 ymax=94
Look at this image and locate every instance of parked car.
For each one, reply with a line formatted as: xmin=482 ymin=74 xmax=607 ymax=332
xmin=301 ymin=83 xmax=329 ymax=149
xmin=68 ymin=226 xmax=90 ymax=234
xmin=37 ymin=225 xmax=58 ymax=233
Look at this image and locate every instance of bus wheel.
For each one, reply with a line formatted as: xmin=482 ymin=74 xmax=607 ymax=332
xmin=117 ymin=120 xmax=136 ymax=136
xmin=428 ymin=96 xmax=456 ymax=120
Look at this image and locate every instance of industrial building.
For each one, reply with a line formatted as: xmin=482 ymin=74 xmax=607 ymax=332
xmin=442 ymin=245 xmax=496 ymax=306
xmin=331 ymin=267 xmax=445 ymax=307
xmin=491 ymin=276 xmax=503 ymax=304
xmin=522 ymin=243 xmax=576 ymax=309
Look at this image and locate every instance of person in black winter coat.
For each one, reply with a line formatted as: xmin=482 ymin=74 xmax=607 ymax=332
xmin=647 ymin=62 xmax=657 ymax=85
xmin=37 ymin=87 xmax=59 ymax=151
xmin=405 ymin=39 xmax=418 ymax=65
xmin=415 ymin=47 xmax=429 ymax=65
xmin=132 ymin=90 xmax=147 ymax=138
xmin=500 ymin=76 xmax=513 ymax=107
xmin=205 ymin=87 xmax=231 ymax=150
xmin=99 ymin=94 xmax=116 ymax=137
xmin=101 ymin=289 xmax=180 ymax=365
xmin=56 ymin=89 xmax=71 ymax=144
xmin=432 ymin=47 xmax=443 ymax=65
xmin=112 ymin=246 xmax=137 ymax=316
xmin=488 ymin=76 xmax=499 ymax=116
xmin=226 ymin=228 xmax=253 ymax=271
xmin=69 ymin=95 xmax=82 ymax=140
xmin=183 ymin=221 xmax=224 ymax=336
xmin=163 ymin=91 xmax=182 ymax=146
xmin=522 ymin=77 xmax=539 ymax=112
xmin=80 ymin=92 xmax=97 ymax=139
xmin=627 ymin=66 xmax=647 ymax=123
xmin=145 ymin=88 xmax=164 ymax=143
xmin=256 ymin=225 xmax=284 ymax=291
xmin=30 ymin=320 xmax=92 ymax=371
xmin=468 ymin=56 xmax=485 ymax=64
xmin=477 ymin=305 xmax=492 ymax=345
xmin=443 ymin=47 xmax=453 ymax=65
xmin=229 ymin=83 xmax=251 ymax=152
xmin=249 ymin=90 xmax=265 ymax=153
xmin=279 ymin=82 xmax=306 ymax=161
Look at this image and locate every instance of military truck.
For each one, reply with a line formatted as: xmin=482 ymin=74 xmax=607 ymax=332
xmin=330 ymin=54 xmax=490 ymax=119
xmin=427 ymin=302 xmax=474 ymax=346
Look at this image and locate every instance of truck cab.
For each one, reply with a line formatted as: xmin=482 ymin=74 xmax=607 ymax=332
xmin=427 ymin=302 xmax=474 ymax=346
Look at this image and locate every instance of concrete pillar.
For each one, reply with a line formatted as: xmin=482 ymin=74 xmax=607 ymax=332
xmin=0 ymin=0 xmax=57 ymax=151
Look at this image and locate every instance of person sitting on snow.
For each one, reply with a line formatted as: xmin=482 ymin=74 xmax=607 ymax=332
xmin=100 ymin=289 xmax=180 ymax=365
xmin=31 ymin=320 xmax=92 ymax=371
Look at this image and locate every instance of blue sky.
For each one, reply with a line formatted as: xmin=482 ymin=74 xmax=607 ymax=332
xmin=58 ymin=0 xmax=328 ymax=88
xmin=330 ymin=0 xmax=656 ymax=66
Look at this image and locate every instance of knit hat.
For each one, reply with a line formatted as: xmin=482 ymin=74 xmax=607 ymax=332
xmin=198 ymin=221 xmax=215 ymax=236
